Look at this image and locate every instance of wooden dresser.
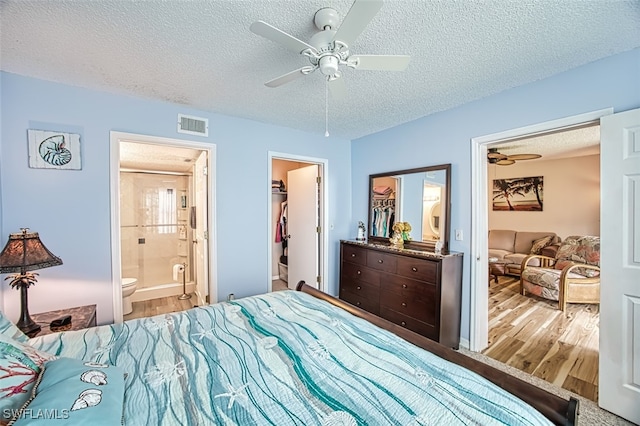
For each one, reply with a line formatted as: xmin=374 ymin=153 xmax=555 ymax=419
xmin=339 ymin=240 xmax=463 ymax=348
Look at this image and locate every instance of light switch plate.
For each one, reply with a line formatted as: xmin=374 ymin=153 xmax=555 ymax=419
xmin=455 ymin=229 xmax=463 ymax=241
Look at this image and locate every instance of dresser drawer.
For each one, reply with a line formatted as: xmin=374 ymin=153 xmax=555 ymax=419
xmin=340 ymin=289 xmax=380 ymax=315
xmin=341 ymin=244 xmax=368 ymax=266
xmin=380 ymin=307 xmax=437 ymax=341
xmin=366 ymin=251 xmax=397 ymax=273
xmin=341 ymin=262 xmax=380 ymax=286
xmin=380 ymin=284 xmax=436 ymax=325
xmin=396 ymin=257 xmax=438 ymax=283
xmin=340 ymin=277 xmax=380 ymax=300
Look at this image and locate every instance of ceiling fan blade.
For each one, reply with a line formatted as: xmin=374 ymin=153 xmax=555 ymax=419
xmin=265 ymin=67 xmax=315 ymax=88
xmin=328 ymin=76 xmax=346 ymax=99
xmin=351 ymin=55 xmax=411 ymax=71
xmin=497 ymin=159 xmax=516 ymax=166
xmin=250 ymin=21 xmax=317 ymax=54
xmin=487 ymin=153 xmax=507 ymax=160
xmin=333 ymin=0 xmax=383 ymax=46
xmin=507 ymin=153 xmax=542 ymax=161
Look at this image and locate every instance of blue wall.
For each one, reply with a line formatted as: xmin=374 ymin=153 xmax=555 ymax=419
xmin=0 ymin=72 xmax=352 ymax=324
xmin=2 ymin=48 xmax=638 ymax=338
xmin=351 ymin=47 xmax=640 ymax=341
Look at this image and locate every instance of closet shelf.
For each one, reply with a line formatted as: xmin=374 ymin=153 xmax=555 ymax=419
xmin=272 ymin=192 xmax=287 ymax=195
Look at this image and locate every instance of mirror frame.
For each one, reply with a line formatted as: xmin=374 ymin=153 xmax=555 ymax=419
xmin=368 ymin=164 xmax=452 ymax=253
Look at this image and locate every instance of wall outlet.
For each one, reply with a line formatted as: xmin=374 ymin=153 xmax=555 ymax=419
xmin=455 ymin=229 xmax=463 ymax=241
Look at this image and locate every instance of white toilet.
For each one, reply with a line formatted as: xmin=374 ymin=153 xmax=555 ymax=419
xmin=121 ymin=278 xmax=138 ymax=315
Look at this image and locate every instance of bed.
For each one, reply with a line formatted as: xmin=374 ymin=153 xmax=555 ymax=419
xmin=1 ymin=283 xmax=578 ymax=425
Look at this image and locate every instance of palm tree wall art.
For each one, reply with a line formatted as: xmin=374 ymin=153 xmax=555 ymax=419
xmin=493 ymin=176 xmax=544 ymax=211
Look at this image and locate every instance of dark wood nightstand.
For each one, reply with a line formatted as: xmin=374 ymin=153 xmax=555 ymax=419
xmin=29 ymin=304 xmax=97 ymax=337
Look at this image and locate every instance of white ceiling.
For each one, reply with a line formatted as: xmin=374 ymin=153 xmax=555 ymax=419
xmin=119 ymin=141 xmax=203 ymax=173
xmin=491 ymin=122 xmax=601 ymax=163
xmin=1 ymin=0 xmax=639 ymax=145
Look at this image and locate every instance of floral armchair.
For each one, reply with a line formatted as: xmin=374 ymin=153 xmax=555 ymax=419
xmin=520 ymin=236 xmax=600 ymax=311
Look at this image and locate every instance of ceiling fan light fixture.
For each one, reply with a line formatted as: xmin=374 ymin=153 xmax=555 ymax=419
xmin=250 ymin=0 xmax=409 ymax=136
xmin=319 ymin=55 xmax=340 ymax=76
xmin=496 ymin=159 xmax=516 ymax=166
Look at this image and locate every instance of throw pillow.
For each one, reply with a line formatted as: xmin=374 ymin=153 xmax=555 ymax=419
xmin=530 ymin=235 xmax=554 ymax=255
xmin=0 ymin=314 xmax=29 ymax=344
xmin=554 ymin=236 xmax=600 ymax=277
xmin=0 ymin=335 xmax=56 ymax=421
xmin=9 ymin=357 xmax=125 ymax=425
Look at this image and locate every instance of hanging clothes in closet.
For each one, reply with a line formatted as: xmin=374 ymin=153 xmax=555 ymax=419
xmin=276 ymin=200 xmax=288 ymax=264
xmin=371 ymin=199 xmax=395 ymax=238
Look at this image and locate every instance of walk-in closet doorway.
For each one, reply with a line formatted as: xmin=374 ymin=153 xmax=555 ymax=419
xmin=268 ymin=152 xmax=327 ymax=294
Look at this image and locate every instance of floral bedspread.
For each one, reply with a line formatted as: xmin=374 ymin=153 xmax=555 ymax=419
xmin=29 ymin=291 xmax=552 ymax=425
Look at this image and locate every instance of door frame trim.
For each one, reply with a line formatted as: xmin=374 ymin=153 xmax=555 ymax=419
xmin=268 ymin=152 xmax=328 ymax=293
xmin=109 ymin=131 xmax=217 ymax=323
xmin=469 ymin=108 xmax=612 ymax=352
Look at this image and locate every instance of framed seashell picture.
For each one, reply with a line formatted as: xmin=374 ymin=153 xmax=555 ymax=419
xmin=28 ymin=129 xmax=82 ymax=170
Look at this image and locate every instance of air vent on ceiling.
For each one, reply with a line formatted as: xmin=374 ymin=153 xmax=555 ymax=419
xmin=177 ymin=114 xmax=208 ymax=137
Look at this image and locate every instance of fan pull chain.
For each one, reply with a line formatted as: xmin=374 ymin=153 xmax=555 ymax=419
xmin=325 ymin=79 xmax=330 ymax=137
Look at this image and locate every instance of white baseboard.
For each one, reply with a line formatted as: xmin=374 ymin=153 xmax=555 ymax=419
xmin=459 ymin=337 xmax=471 ymax=350
xmin=131 ymin=282 xmax=196 ymax=302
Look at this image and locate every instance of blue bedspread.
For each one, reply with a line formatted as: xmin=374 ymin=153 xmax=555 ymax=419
xmin=29 ymin=291 xmax=551 ymax=425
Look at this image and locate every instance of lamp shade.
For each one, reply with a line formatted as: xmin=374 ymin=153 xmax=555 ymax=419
xmin=0 ymin=229 xmax=63 ymax=273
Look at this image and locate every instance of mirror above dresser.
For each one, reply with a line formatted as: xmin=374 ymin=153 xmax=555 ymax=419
xmin=368 ymin=164 xmax=451 ymax=253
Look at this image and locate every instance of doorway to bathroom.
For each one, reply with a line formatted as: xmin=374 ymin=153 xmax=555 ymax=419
xmin=110 ymin=131 xmax=216 ymax=322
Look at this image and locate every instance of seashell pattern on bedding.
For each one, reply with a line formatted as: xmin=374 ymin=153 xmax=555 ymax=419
xmin=29 ymin=291 xmax=554 ymax=426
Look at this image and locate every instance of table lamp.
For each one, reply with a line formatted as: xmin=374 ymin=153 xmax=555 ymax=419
xmin=0 ymin=228 xmax=63 ymax=336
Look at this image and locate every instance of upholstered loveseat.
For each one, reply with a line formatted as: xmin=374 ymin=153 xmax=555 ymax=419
xmin=488 ymin=229 xmax=561 ymax=276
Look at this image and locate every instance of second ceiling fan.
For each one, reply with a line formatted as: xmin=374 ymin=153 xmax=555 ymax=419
xmin=487 ymin=148 xmax=542 ymax=166
xmin=249 ymin=0 xmax=411 ymax=99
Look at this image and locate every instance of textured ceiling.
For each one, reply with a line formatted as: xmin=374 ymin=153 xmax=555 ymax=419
xmin=1 ymin=0 xmax=639 ymax=142
xmin=491 ymin=122 xmax=600 ymax=164
xmin=117 ymin=120 xmax=601 ymax=174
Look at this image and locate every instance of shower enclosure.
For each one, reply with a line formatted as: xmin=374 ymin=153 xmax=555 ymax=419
xmin=120 ymin=171 xmax=194 ymax=301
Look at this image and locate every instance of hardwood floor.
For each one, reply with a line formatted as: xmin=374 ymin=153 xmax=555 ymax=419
xmin=272 ymin=279 xmax=288 ymax=291
xmin=123 ymin=294 xmax=198 ymax=321
xmin=483 ymin=275 xmax=599 ymax=402
xmin=124 ymin=280 xmax=289 ymax=321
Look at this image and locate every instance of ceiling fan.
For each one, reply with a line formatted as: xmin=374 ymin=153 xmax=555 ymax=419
xmin=249 ymin=0 xmax=411 ymax=99
xmin=487 ymin=148 xmax=542 ymax=166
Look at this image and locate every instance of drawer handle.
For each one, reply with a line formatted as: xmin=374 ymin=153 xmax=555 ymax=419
xmin=401 ymin=302 xmax=407 ymax=307
xmin=412 ymin=267 xmax=418 ymax=272
xmin=357 ymin=270 xmax=361 ymax=275
xmin=378 ymin=259 xmax=383 ymax=264
xmin=356 ymin=301 xmax=361 ymax=306
xmin=400 ymin=321 xmax=406 ymax=326
xmin=402 ymin=284 xmax=407 ymax=289
xmin=351 ymin=253 xmax=356 ymax=257
xmin=356 ymin=286 xmax=361 ymax=290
